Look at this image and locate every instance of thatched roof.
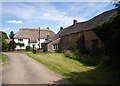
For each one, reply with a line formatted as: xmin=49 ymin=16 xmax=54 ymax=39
xmin=43 ymin=8 xmax=116 ymax=44
xmin=14 ymin=28 xmax=55 ymax=43
xmin=61 ymin=8 xmax=116 ymax=36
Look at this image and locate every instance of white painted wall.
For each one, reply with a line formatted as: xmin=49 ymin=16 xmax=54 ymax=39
xmin=36 ymin=39 xmax=45 ymax=48
xmin=30 ymin=43 xmax=36 ymax=49
xmin=14 ymin=39 xmax=29 ymax=50
xmin=14 ymin=38 xmax=46 ymax=50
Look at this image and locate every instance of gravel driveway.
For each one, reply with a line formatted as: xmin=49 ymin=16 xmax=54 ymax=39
xmin=2 ymin=52 xmax=71 ymax=84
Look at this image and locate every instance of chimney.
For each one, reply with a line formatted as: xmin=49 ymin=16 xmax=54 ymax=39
xmin=60 ymin=27 xmax=63 ymax=31
xmin=73 ymin=19 xmax=77 ymax=25
xmin=47 ymin=27 xmax=49 ymax=29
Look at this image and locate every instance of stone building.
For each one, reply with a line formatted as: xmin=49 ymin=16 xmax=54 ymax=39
xmin=42 ymin=9 xmax=116 ymax=52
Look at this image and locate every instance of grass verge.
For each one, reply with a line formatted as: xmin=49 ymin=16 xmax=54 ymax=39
xmin=0 ymin=53 xmax=6 ymax=63
xmin=25 ymin=52 xmax=120 ymax=84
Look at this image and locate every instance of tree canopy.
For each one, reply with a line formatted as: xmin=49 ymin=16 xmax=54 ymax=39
xmin=9 ymin=31 xmax=15 ymax=39
xmin=0 ymin=31 xmax=9 ymax=51
xmin=93 ymin=9 xmax=120 ymax=67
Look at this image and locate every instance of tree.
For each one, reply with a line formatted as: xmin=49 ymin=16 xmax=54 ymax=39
xmin=9 ymin=31 xmax=15 ymax=39
xmin=93 ymin=9 xmax=120 ymax=67
xmin=0 ymin=31 xmax=9 ymax=51
xmin=8 ymin=31 xmax=16 ymax=51
xmin=113 ymin=0 xmax=120 ymax=8
xmin=9 ymin=40 xmax=16 ymax=51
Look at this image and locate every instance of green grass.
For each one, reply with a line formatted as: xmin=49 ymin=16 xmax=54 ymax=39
xmin=0 ymin=53 xmax=6 ymax=63
xmin=26 ymin=52 xmax=120 ymax=84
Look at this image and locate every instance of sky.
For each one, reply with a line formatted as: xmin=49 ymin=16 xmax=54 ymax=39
xmin=1 ymin=1 xmax=115 ymax=35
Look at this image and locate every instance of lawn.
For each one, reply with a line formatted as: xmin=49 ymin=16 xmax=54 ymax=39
xmin=26 ymin=52 xmax=120 ymax=84
xmin=0 ymin=53 xmax=6 ymax=63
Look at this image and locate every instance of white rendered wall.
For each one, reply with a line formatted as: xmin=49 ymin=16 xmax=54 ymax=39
xmin=14 ymin=39 xmax=29 ymax=50
xmin=36 ymin=39 xmax=45 ymax=49
xmin=14 ymin=38 xmax=45 ymax=50
xmin=30 ymin=43 xmax=36 ymax=49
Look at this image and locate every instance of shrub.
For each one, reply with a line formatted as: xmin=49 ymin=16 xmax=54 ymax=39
xmin=64 ymin=50 xmax=79 ymax=60
xmin=80 ymin=54 xmax=106 ymax=66
xmin=9 ymin=40 xmax=16 ymax=51
xmin=32 ymin=49 xmax=36 ymax=54
xmin=26 ymin=46 xmax=31 ymax=51
xmin=16 ymin=43 xmax=24 ymax=47
xmin=93 ymin=9 xmax=120 ymax=67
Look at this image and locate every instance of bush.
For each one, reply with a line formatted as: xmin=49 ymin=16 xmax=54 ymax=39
xmin=32 ymin=49 xmax=36 ymax=54
xmin=80 ymin=54 xmax=107 ymax=66
xmin=93 ymin=9 xmax=120 ymax=67
xmin=26 ymin=46 xmax=31 ymax=51
xmin=16 ymin=43 xmax=24 ymax=47
xmin=64 ymin=50 xmax=79 ymax=60
xmin=8 ymin=40 xmax=16 ymax=51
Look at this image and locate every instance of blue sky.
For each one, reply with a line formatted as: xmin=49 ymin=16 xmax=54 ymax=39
xmin=1 ymin=2 xmax=115 ymax=34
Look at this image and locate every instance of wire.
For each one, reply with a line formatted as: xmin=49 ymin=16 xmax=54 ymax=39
xmin=55 ymin=3 xmax=81 ymax=25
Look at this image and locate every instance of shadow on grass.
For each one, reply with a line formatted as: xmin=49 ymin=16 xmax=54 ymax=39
xmin=64 ymin=66 xmax=120 ymax=85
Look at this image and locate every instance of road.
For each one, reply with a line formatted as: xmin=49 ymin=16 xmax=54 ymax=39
xmin=2 ymin=52 xmax=71 ymax=84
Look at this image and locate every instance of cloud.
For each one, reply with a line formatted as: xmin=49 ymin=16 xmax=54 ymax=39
xmin=3 ymin=2 xmax=111 ymax=24
xmin=8 ymin=20 xmax=23 ymax=24
xmin=43 ymin=13 xmax=50 ymax=17
xmin=2 ymin=2 xmax=114 ymax=34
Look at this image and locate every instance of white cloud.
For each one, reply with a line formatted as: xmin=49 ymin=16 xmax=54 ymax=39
xmin=43 ymin=13 xmax=50 ymax=17
xmin=8 ymin=20 xmax=23 ymax=24
xmin=2 ymin=2 xmax=114 ymax=33
xmin=3 ymin=2 xmax=110 ymax=25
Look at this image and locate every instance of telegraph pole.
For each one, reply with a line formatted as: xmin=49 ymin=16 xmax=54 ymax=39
xmin=39 ymin=27 xmax=40 ymax=49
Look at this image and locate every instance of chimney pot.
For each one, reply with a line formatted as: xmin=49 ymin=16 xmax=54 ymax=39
xmin=73 ymin=19 xmax=77 ymax=25
xmin=60 ymin=27 xmax=63 ymax=30
xmin=47 ymin=27 xmax=49 ymax=29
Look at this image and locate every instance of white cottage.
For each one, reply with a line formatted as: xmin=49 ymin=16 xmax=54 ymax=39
xmin=14 ymin=28 xmax=55 ymax=50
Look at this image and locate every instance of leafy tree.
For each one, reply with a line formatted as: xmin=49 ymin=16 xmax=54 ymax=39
xmin=93 ymin=9 xmax=120 ymax=67
xmin=8 ymin=31 xmax=16 ymax=51
xmin=9 ymin=31 xmax=15 ymax=39
xmin=113 ymin=0 xmax=120 ymax=8
xmin=0 ymin=31 xmax=8 ymax=51
xmin=9 ymin=40 xmax=16 ymax=51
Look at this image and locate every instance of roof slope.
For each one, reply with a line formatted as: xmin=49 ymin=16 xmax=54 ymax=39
xmin=14 ymin=28 xmax=55 ymax=43
xmin=61 ymin=8 xmax=116 ymax=36
xmin=43 ymin=29 xmax=64 ymax=43
xmin=43 ymin=9 xmax=116 ymax=44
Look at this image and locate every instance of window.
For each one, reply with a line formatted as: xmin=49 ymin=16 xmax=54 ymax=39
xmin=91 ymin=39 xmax=98 ymax=49
xmin=18 ymin=39 xmax=23 ymax=41
xmin=53 ymin=44 xmax=58 ymax=50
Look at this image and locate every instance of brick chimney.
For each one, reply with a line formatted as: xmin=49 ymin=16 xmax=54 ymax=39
xmin=47 ymin=27 xmax=49 ymax=29
xmin=60 ymin=27 xmax=63 ymax=31
xmin=73 ymin=19 xmax=77 ymax=25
